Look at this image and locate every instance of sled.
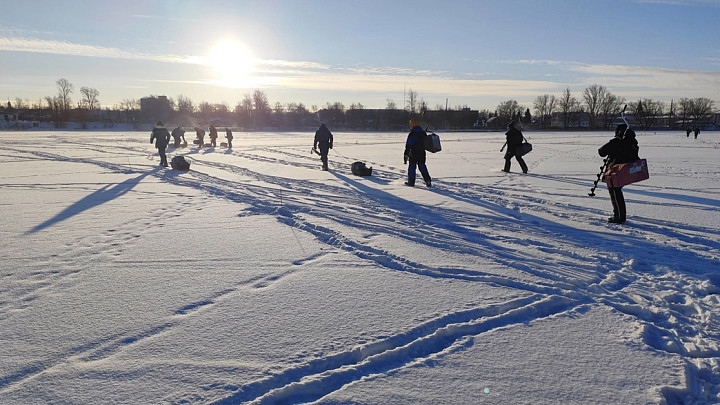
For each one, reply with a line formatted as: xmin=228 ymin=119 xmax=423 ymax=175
xmin=193 ymin=139 xmax=200 ymax=145
xmin=351 ymin=161 xmax=372 ymax=176
xmin=220 ymin=142 xmax=228 ymax=147
xmin=603 ymin=159 xmax=649 ymax=188
xmin=170 ymin=155 xmax=191 ymax=171
xmin=424 ymin=133 xmax=442 ymax=153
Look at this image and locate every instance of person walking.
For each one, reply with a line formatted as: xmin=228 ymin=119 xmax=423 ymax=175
xmin=171 ymin=126 xmax=186 ymax=148
xmin=225 ymin=127 xmax=233 ymax=148
xmin=404 ymin=119 xmax=432 ymax=187
xmin=598 ymin=123 xmax=639 ymax=224
xmin=209 ymin=125 xmax=218 ymax=147
xmin=694 ymin=127 xmax=700 ymax=139
xmin=150 ymin=121 xmax=171 ymax=167
xmin=194 ymin=127 xmax=205 ymax=148
xmin=502 ymin=121 xmax=528 ymax=173
xmin=313 ymin=123 xmax=334 ymax=171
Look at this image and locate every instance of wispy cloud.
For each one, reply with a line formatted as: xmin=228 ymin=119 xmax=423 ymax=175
xmin=0 ymin=35 xmax=192 ymax=64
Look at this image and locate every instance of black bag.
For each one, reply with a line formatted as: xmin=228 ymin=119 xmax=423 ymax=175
xmin=171 ymin=155 xmax=190 ymax=171
xmin=351 ymin=161 xmax=372 ymax=176
xmin=517 ymin=141 xmax=532 ymax=156
xmin=424 ymin=133 xmax=442 ymax=153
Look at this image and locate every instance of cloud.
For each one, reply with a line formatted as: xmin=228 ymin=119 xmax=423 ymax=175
xmin=571 ymin=63 xmax=720 ymax=93
xmin=0 ymin=35 xmax=191 ymax=64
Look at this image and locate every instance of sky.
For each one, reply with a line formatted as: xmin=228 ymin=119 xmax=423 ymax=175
xmin=1 ymin=0 xmax=719 ymax=112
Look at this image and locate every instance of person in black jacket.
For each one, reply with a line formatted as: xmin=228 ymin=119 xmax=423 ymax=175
xmin=313 ymin=123 xmax=333 ymax=170
xmin=404 ymin=119 xmax=432 ymax=187
xmin=598 ymin=124 xmax=639 ymax=224
xmin=225 ymin=127 xmax=233 ymax=148
xmin=209 ymin=125 xmax=218 ymax=147
xmin=171 ymin=126 xmax=186 ymax=147
xmin=502 ymin=121 xmax=528 ymax=173
xmin=150 ymin=121 xmax=171 ymax=167
xmin=194 ymin=127 xmax=205 ymax=148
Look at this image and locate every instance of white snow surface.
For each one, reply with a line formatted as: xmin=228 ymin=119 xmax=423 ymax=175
xmin=1 ymin=129 xmax=719 ymax=404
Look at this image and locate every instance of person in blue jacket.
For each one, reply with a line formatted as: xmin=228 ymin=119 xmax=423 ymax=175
xmin=404 ymin=119 xmax=432 ymax=187
xmin=150 ymin=121 xmax=171 ymax=167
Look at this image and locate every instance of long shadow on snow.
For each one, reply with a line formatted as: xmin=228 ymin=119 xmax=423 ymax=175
xmin=24 ymin=169 xmax=157 ymax=234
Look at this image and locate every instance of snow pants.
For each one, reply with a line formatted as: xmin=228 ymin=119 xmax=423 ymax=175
xmin=608 ymin=187 xmax=626 ymax=222
xmin=407 ymin=160 xmax=431 ymax=186
xmin=158 ymin=147 xmax=168 ymax=167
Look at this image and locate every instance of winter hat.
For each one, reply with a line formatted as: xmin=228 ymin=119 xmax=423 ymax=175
xmin=409 ymin=118 xmax=420 ymax=128
xmin=615 ymin=123 xmax=628 ymax=138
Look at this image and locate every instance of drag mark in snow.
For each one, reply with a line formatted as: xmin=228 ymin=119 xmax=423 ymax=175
xmin=209 ymin=294 xmax=582 ymax=405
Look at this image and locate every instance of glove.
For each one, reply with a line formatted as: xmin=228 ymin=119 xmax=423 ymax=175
xmin=403 ymin=151 xmax=410 ymax=164
xmin=329 ymin=144 xmax=333 ymax=149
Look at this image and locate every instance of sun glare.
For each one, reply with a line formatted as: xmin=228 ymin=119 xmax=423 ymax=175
xmin=208 ymin=38 xmax=256 ymax=88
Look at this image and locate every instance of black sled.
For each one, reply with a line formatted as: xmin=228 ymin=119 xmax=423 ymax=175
xmin=171 ymin=155 xmax=191 ymax=171
xmin=351 ymin=161 xmax=372 ymax=176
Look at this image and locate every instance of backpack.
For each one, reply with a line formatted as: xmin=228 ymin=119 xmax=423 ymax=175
xmin=424 ymin=132 xmax=442 ymax=153
xmin=351 ymin=161 xmax=372 ymax=176
xmin=171 ymin=155 xmax=190 ymax=171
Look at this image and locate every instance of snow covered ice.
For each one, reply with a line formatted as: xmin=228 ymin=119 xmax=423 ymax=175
xmin=1 ymin=129 xmax=719 ymax=404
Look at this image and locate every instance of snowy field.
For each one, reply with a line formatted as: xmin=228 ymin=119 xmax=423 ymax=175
xmin=1 ymin=128 xmax=719 ymax=404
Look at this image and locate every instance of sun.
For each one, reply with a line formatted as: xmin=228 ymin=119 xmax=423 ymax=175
xmin=208 ymin=38 xmax=256 ymax=88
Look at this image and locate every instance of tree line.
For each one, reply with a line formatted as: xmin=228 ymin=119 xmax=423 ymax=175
xmin=6 ymin=79 xmax=716 ymax=131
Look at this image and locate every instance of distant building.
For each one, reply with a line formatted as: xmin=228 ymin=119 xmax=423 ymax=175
xmin=0 ymin=102 xmax=19 ymax=128
xmin=140 ymin=95 xmax=172 ymax=123
xmin=551 ymin=111 xmax=590 ymax=129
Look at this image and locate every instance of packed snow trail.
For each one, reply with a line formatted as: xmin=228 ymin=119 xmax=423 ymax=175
xmin=1 ymin=131 xmax=718 ymax=404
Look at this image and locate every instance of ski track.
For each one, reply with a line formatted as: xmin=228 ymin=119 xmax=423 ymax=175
xmin=2 ymin=137 xmax=719 ymax=403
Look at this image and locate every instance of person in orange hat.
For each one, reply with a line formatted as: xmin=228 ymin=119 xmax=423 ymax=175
xmin=404 ymin=119 xmax=432 ymax=187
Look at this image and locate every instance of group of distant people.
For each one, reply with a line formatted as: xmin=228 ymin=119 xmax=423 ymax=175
xmin=150 ymin=122 xmax=235 ymax=166
xmin=686 ymin=127 xmax=701 ymax=139
xmin=153 ymin=117 xmax=642 ymax=225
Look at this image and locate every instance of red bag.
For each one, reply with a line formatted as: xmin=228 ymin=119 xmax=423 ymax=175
xmin=603 ymin=159 xmax=649 ymax=188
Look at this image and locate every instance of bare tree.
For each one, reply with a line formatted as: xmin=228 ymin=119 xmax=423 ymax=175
xmin=629 ymin=99 xmax=665 ymax=129
xmin=45 ymin=96 xmax=60 ymax=121
xmin=533 ymin=94 xmax=556 ymax=129
xmin=80 ymin=87 xmax=100 ymax=111
xmin=558 ymin=87 xmax=579 ymax=130
xmin=56 ymin=78 xmax=73 ymax=116
xmin=598 ymin=93 xmax=625 ymax=129
xmin=13 ymin=98 xmax=29 ymax=109
xmin=385 ymin=99 xmax=397 ymax=110
xmin=496 ymin=99 xmax=523 ymax=120
xmin=176 ymin=94 xmax=194 ymax=114
xmin=690 ymin=98 xmax=714 ymax=126
xmin=582 ymin=84 xmax=609 ymax=129
xmin=406 ymin=89 xmax=418 ymax=114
